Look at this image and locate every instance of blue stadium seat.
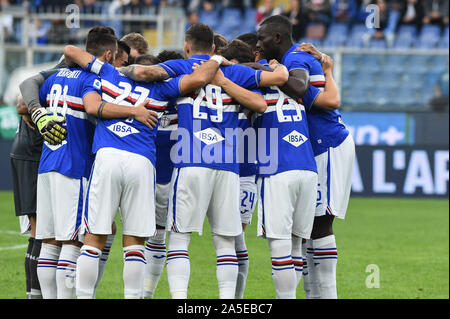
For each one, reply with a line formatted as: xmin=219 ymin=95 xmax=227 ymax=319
xmin=342 ymin=89 xmax=368 ymax=107
xmin=322 ymin=36 xmax=345 ymax=48
xmin=353 ymin=70 xmax=378 ymax=89
xmin=239 ymin=8 xmax=257 ymax=34
xmin=383 ymin=54 xmax=408 ymax=72
xmin=393 ymin=37 xmax=415 ymax=50
xmin=416 ymin=38 xmax=438 ymax=50
xmin=199 ymin=9 xmax=220 ymax=30
xmin=345 ymin=37 xmax=364 ymax=48
xmin=392 ymin=87 xmax=420 ymax=107
xmin=430 ymin=55 xmax=448 ymax=69
xmin=377 ymin=70 xmax=401 ymax=88
xmin=368 ymin=87 xmax=392 ymax=107
xmin=215 ymin=8 xmax=242 ymax=40
xmin=416 ymin=25 xmax=442 ymax=49
xmin=407 ymin=54 xmax=431 ymax=72
xmin=359 ymin=54 xmax=383 ymax=72
xmin=369 ymin=39 xmax=387 ymax=49
xmin=396 ymin=24 xmax=418 ymax=40
xmin=298 ymin=37 xmax=322 ymax=47
xmin=349 ymin=24 xmax=368 ymax=40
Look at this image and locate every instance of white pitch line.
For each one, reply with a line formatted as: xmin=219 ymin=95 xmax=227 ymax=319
xmin=0 ymin=244 xmax=28 ymax=251
xmin=0 ymin=229 xmax=28 ymax=251
xmin=0 ymin=230 xmax=23 ymax=235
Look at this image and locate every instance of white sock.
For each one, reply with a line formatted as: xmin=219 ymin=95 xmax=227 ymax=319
xmin=302 ymin=239 xmax=321 ymax=299
xmin=76 ymin=245 xmax=101 ymax=299
xmin=37 ymin=243 xmax=61 ymax=299
xmin=213 ymin=234 xmax=238 ymax=299
xmin=291 ymin=236 xmax=303 ymax=287
xmin=235 ymin=232 xmax=249 ymax=299
xmin=56 ymin=244 xmax=80 ymax=299
xmin=93 ymin=234 xmax=115 ymax=297
xmin=123 ymin=245 xmax=146 ymax=299
xmin=268 ymin=238 xmax=296 ymax=299
xmin=166 ymin=232 xmax=191 ymax=299
xmin=313 ymin=235 xmax=338 ymax=299
xmin=143 ymin=230 xmax=167 ymax=298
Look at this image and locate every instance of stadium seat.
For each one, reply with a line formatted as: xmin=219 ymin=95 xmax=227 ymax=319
xmin=342 ymin=89 xmax=368 ymax=107
xmin=353 ymin=70 xmax=378 ymax=89
xmin=199 ymin=9 xmax=220 ymax=30
xmin=377 ymin=70 xmax=401 ymax=88
xmin=393 ymin=87 xmax=420 ymax=107
xmin=323 ymin=23 xmax=348 ymax=47
xmin=215 ymin=8 xmax=242 ymax=40
xmin=383 ymin=54 xmax=408 ymax=72
xmin=349 ymin=24 xmax=368 ymax=41
xmin=416 ymin=25 xmax=442 ymax=50
xmin=359 ymin=54 xmax=383 ymax=72
xmin=407 ymin=54 xmax=431 ymax=72
xmin=393 ymin=37 xmax=415 ymax=50
xmin=369 ymin=39 xmax=387 ymax=49
xmin=298 ymin=37 xmax=322 ymax=47
xmin=345 ymin=37 xmax=364 ymax=48
xmin=396 ymin=24 xmax=418 ymax=40
xmin=239 ymin=8 xmax=257 ymax=34
xmin=368 ymin=87 xmax=392 ymax=107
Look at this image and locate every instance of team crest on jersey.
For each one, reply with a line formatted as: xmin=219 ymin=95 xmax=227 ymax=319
xmin=283 ymin=130 xmax=308 ymax=147
xmin=194 ymin=128 xmax=225 ymax=145
xmin=160 ymin=116 xmax=171 ymax=128
xmin=107 ymin=121 xmax=140 ymax=137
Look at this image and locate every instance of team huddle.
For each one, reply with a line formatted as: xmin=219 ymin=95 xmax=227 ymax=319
xmin=14 ymin=14 xmax=355 ymax=299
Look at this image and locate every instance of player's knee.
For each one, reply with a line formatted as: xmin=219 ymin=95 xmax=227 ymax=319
xmin=310 ymin=215 xmax=335 ymax=240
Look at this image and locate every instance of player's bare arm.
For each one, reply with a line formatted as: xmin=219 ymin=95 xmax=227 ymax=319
xmin=16 ymin=96 xmax=35 ymax=130
xmin=64 ymin=45 xmax=96 ymax=69
xmin=212 ymin=69 xmax=267 ymax=113
xmin=178 ymin=57 xmax=224 ymax=94
xmin=118 ymin=64 xmax=170 ymax=82
xmin=278 ymin=68 xmax=310 ymax=100
xmin=259 ymin=63 xmax=289 ymax=87
xmin=83 ymin=92 xmax=158 ymax=128
xmin=312 ymin=54 xmax=340 ymax=110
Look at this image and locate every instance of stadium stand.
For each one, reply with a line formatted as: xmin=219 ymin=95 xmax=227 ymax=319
xmin=0 ymin=0 xmax=448 ymax=110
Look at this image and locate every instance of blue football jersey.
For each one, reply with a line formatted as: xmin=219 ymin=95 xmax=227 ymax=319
xmin=38 ymin=67 xmax=101 ymax=179
xmin=238 ymin=107 xmax=257 ymax=177
xmin=87 ymin=60 xmax=183 ymax=166
xmin=254 ymin=85 xmax=318 ymax=177
xmin=156 ymin=98 xmax=178 ymax=184
xmin=281 ymin=44 xmax=350 ymax=156
xmin=159 ymin=54 xmax=262 ymax=174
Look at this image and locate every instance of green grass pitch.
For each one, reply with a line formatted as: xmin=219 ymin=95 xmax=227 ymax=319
xmin=0 ymin=191 xmax=448 ymax=299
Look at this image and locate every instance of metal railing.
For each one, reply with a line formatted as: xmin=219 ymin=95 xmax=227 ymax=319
xmin=0 ymin=9 xmax=187 ymax=94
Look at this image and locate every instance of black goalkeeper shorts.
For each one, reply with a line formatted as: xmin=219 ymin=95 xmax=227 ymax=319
xmin=10 ymin=158 xmax=39 ymax=217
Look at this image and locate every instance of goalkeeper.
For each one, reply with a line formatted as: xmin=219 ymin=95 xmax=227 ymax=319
xmin=20 ymin=57 xmax=67 ymax=145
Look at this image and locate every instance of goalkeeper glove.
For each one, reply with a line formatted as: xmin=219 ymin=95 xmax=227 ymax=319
xmin=31 ymin=107 xmax=67 ymax=145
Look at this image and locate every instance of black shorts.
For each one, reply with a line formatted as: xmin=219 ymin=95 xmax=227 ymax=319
xmin=10 ymin=158 xmax=39 ymax=217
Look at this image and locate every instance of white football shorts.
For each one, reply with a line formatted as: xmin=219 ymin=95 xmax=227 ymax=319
xmin=314 ymin=134 xmax=355 ymax=219
xmin=167 ymin=166 xmax=242 ymax=236
xmin=239 ymin=175 xmax=257 ymax=225
xmin=83 ymin=147 xmax=156 ymax=238
xmin=257 ymin=169 xmax=318 ymax=240
xmin=36 ymin=171 xmax=87 ymax=241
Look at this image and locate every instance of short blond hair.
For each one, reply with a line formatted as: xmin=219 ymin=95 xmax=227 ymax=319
xmin=120 ymin=33 xmax=149 ymax=55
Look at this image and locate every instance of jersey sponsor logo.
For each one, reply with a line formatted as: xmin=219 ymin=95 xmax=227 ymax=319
xmin=283 ymin=130 xmax=308 ymax=147
xmin=193 ymin=128 xmax=225 ymax=145
xmin=107 ymin=121 xmax=140 ymax=137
